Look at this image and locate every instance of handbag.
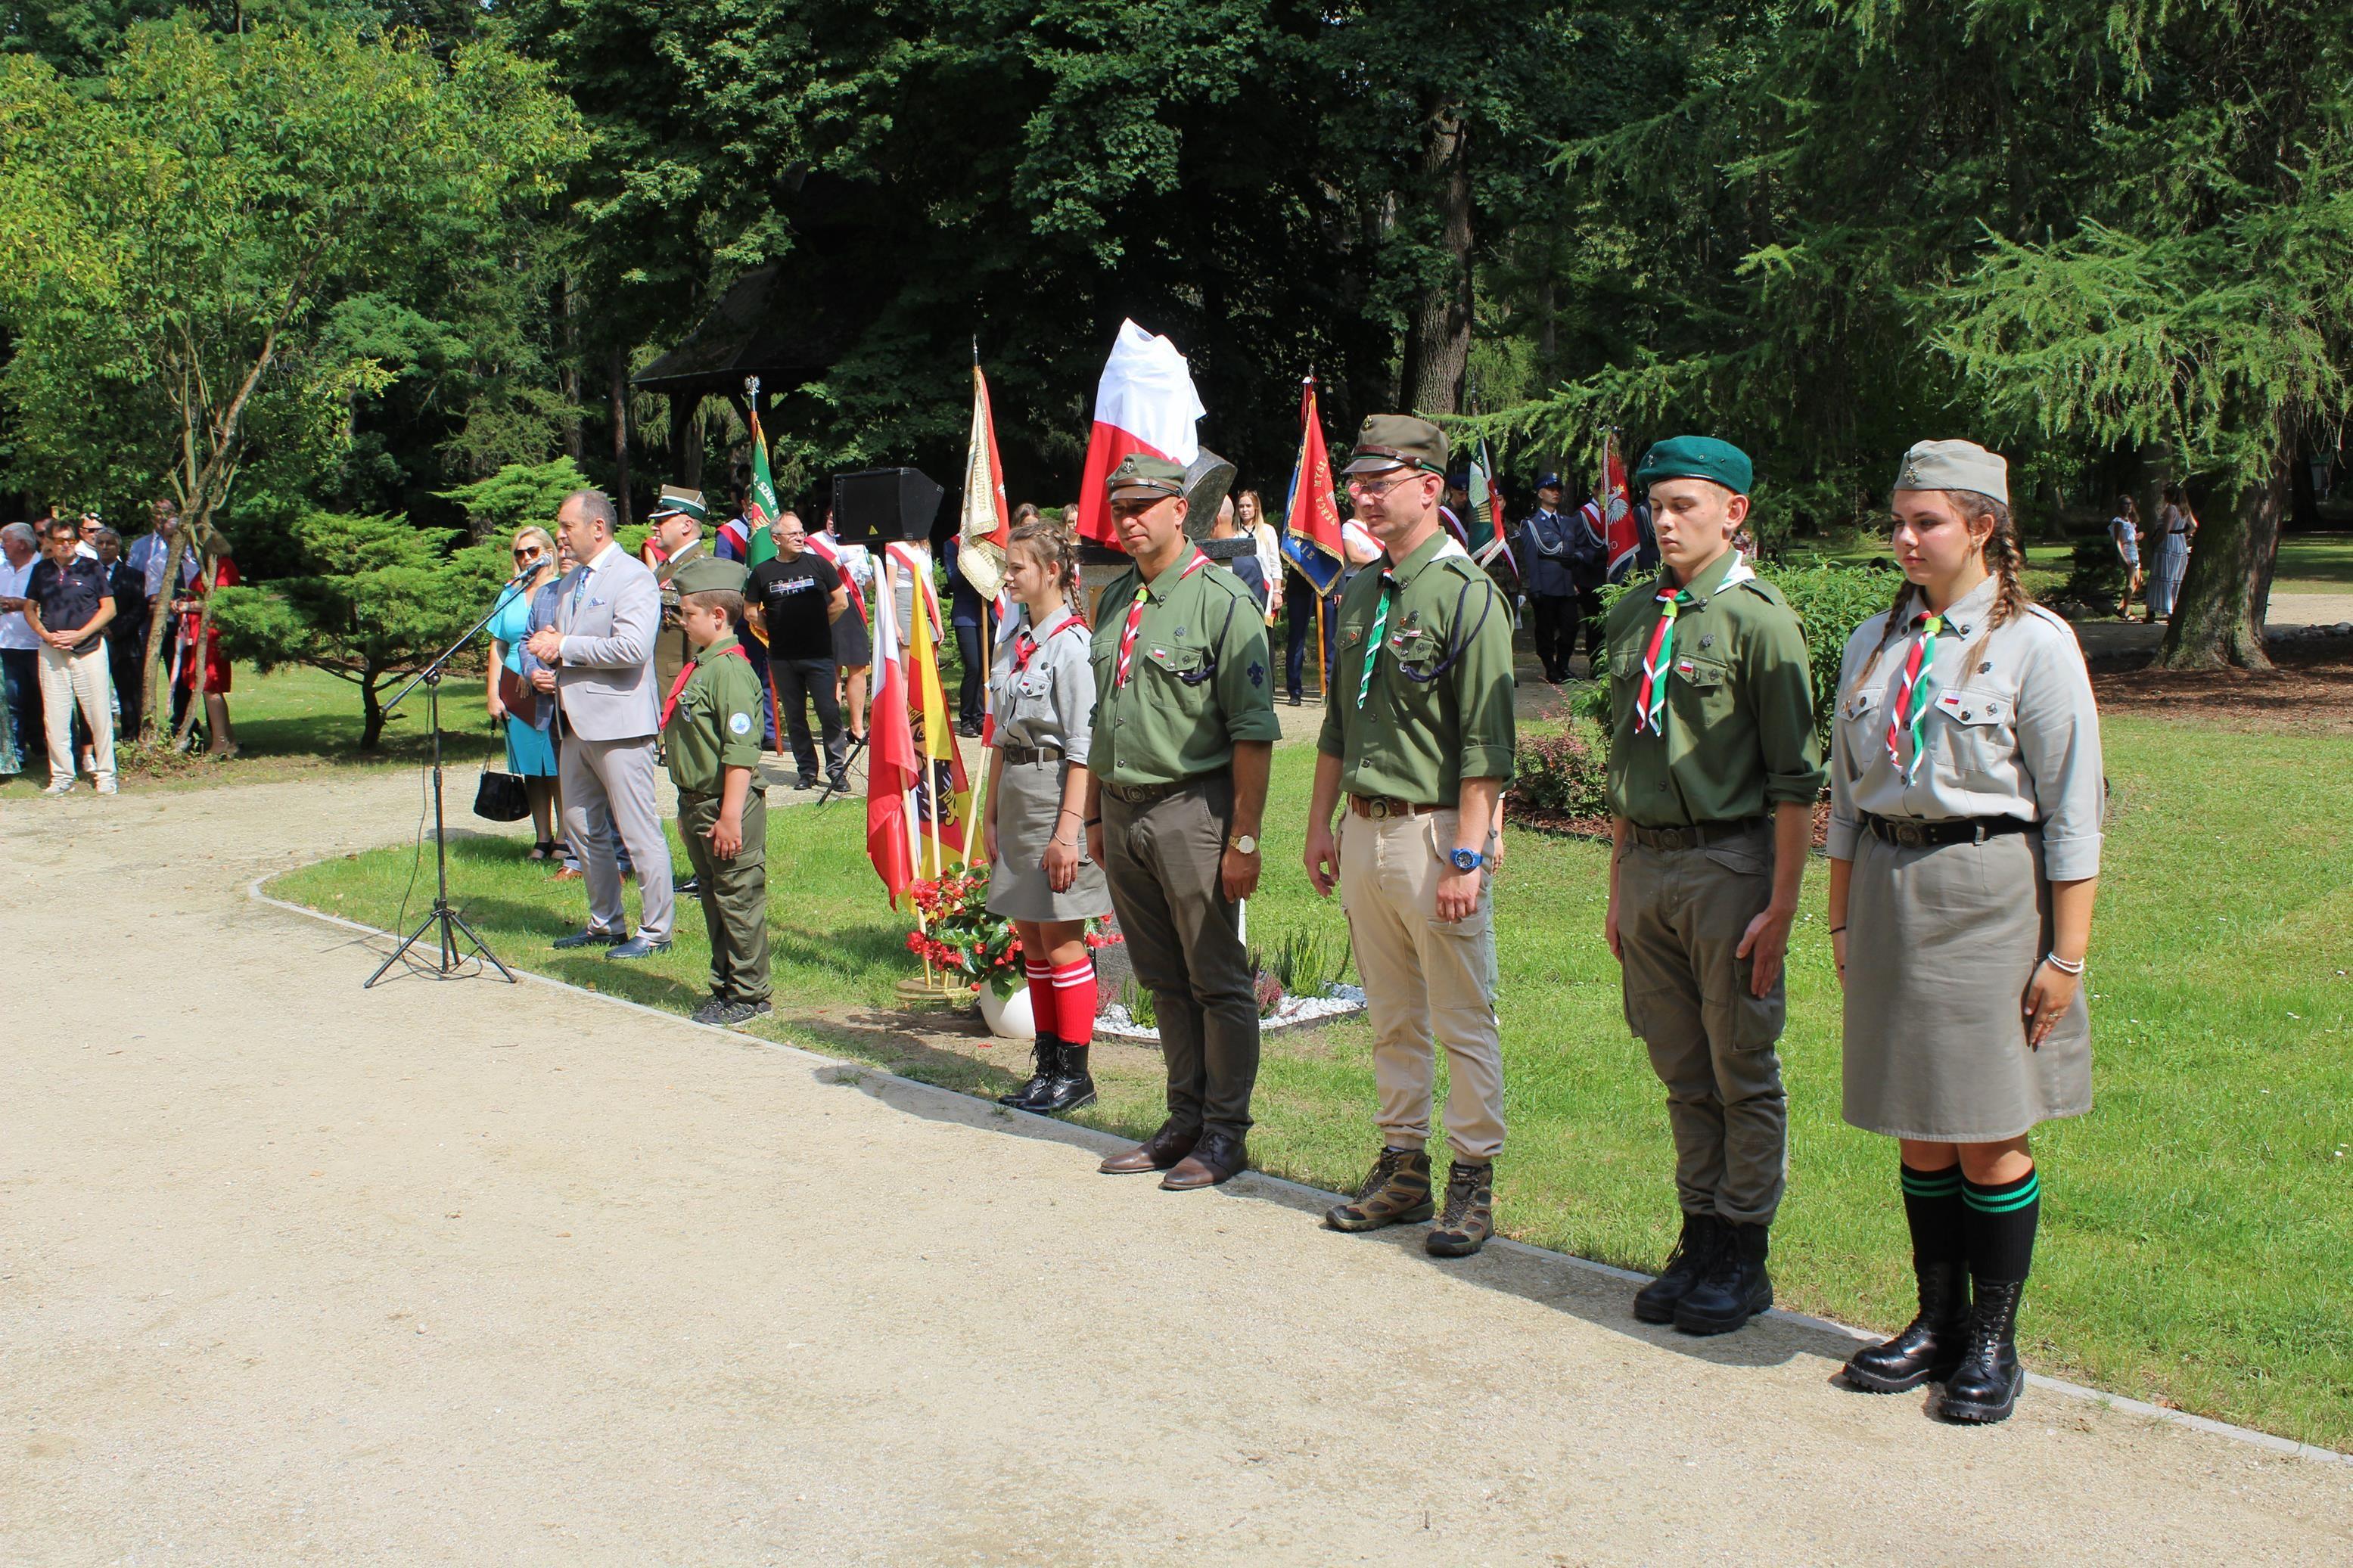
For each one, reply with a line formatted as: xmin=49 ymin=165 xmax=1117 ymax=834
xmin=498 ymin=665 xmax=539 ymax=726
xmin=473 ymin=765 xmax=531 ymax=823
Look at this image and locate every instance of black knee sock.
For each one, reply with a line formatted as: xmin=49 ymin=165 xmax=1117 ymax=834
xmin=1962 ymin=1167 xmax=2040 ymax=1283
xmin=1899 ymin=1163 xmax=1968 ymax=1268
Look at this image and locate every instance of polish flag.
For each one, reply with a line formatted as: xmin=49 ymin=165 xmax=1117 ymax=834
xmin=866 ymin=586 xmax=920 ymax=906
xmin=1073 ymin=320 xmax=1204 ymax=551
xmin=1599 ymin=428 xmax=1640 ymax=580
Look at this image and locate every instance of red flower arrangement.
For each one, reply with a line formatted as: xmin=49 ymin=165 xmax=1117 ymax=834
xmin=900 ymin=868 xmax=1121 ymax=998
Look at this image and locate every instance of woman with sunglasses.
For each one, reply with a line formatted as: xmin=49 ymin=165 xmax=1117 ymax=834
xmin=486 ymin=526 xmax=564 ymax=859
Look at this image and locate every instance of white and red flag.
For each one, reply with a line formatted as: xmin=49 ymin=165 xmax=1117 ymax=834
xmin=959 ymin=359 xmax=1014 ymax=607
xmin=1599 ymin=428 xmax=1640 ymax=579
xmin=866 ymin=585 xmax=920 ymax=905
xmin=1072 ymin=319 xmax=1204 ymax=552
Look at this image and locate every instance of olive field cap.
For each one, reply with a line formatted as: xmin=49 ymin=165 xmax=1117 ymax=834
xmin=1890 ymin=439 xmax=2010 ymax=505
xmin=670 ymin=556 xmax=749 ymax=595
xmin=1341 ymin=414 xmax=1448 ymax=477
xmin=650 ymin=485 xmax=709 ymax=523
xmin=1107 ymin=452 xmax=1189 ymax=501
xmin=1632 ymin=436 xmax=1754 ymax=497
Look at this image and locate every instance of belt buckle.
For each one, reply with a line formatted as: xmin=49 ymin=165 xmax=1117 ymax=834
xmin=1369 ymin=797 xmax=1393 ymax=820
xmin=1896 ymin=822 xmax=1926 ymax=849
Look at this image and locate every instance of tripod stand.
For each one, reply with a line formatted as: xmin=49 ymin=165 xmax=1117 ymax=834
xmin=364 ymin=578 xmax=527 ymax=989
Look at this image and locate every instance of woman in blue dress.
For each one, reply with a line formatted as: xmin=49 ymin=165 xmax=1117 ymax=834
xmin=485 ymin=526 xmax=563 ymax=858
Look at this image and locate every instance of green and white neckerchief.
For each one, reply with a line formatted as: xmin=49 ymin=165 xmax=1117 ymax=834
xmin=1885 ymin=610 xmax=1944 ymax=782
xmin=1356 ymin=571 xmax=1397 ymax=709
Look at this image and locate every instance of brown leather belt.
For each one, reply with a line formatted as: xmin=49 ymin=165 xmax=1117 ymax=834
xmin=1102 ymin=775 xmax=1214 ymax=807
xmin=1630 ymin=816 xmax=1767 ymax=852
xmin=1001 ymin=745 xmax=1065 ymax=766
xmin=1347 ymin=794 xmax=1440 ymax=820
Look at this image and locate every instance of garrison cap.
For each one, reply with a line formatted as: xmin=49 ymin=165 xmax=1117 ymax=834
xmin=650 ymin=485 xmax=709 ymax=523
xmin=1107 ymin=452 xmax=1189 ymax=501
xmin=1341 ymin=414 xmax=1449 ymax=477
xmin=1890 ymin=439 xmax=2010 ymax=505
xmin=1633 ymin=436 xmax=1754 ymax=497
xmin=670 ymin=556 xmax=748 ymax=596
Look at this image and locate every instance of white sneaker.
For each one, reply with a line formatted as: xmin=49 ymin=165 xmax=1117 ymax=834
xmin=96 ymin=781 xmax=118 ymax=796
xmin=41 ymin=781 xmax=74 ymax=796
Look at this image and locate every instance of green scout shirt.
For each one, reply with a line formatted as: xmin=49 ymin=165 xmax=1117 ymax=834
xmin=662 ymin=634 xmax=766 ymax=797
xmin=1316 ymin=531 xmax=1516 ymax=804
xmin=1087 ymin=549 xmax=1283 ymax=789
xmin=1602 ymin=548 xmax=1824 ymax=827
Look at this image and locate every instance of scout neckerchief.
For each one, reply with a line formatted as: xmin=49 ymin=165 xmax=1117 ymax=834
xmin=1113 ymin=550 xmax=1208 ymax=688
xmin=1012 ymin=607 xmax=1083 ymax=674
xmin=1884 ymin=610 xmax=1944 ymax=782
xmin=1633 ymin=551 xmax=1753 ymax=737
xmin=661 ymin=642 xmax=748 ymax=731
xmin=1356 ymin=570 xmax=1397 ymax=709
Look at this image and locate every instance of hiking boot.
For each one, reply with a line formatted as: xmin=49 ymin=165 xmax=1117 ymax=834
xmin=1938 ymin=1278 xmax=2027 ymax=1424
xmin=998 ymin=1032 xmax=1061 ymax=1110
xmin=1425 ymin=1160 xmax=1495 ymax=1258
xmin=1325 ymin=1147 xmax=1434 ymax=1233
xmin=721 ymin=999 xmax=772 ymax=1026
xmin=1845 ymin=1259 xmax=1971 ymax=1394
xmin=690 ymin=995 xmax=734 ymax=1026
xmin=1632 ymin=1212 xmax=1724 ymax=1324
xmin=1674 ymin=1221 xmax=1773 ymax=1335
xmin=1031 ymin=1043 xmax=1096 ymax=1114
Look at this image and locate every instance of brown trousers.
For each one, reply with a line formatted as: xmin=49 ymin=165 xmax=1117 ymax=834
xmin=1616 ymin=824 xmax=1789 ymax=1226
xmin=1102 ymin=774 xmax=1260 ymax=1139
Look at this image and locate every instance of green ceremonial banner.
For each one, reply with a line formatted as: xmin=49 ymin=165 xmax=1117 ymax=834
xmin=747 ymin=401 xmax=779 ymax=568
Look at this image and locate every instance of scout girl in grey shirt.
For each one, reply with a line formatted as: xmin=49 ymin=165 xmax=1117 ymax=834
xmin=1825 ymin=439 xmax=2105 ymax=1427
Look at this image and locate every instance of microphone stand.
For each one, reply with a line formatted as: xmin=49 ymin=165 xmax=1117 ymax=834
xmin=362 ymin=566 xmax=537 ymax=989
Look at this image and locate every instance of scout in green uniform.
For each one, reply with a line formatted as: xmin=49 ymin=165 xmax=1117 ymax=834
xmin=1304 ymin=415 xmax=1517 ymax=1257
xmin=661 ymin=555 xmax=772 ymax=1026
xmin=650 ymin=485 xmax=710 ymax=720
xmin=1602 ymin=436 xmax=1824 ymax=1336
xmin=1083 ymin=453 xmax=1284 ymax=1191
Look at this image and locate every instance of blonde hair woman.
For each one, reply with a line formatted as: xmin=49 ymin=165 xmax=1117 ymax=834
xmin=486 ymin=525 xmax=564 ymax=857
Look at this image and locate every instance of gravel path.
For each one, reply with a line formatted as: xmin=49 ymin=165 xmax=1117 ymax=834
xmin=3 ymin=773 xmax=2348 ymax=1565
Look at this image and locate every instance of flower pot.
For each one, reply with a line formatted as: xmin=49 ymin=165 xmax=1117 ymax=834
xmin=976 ymin=980 xmax=1035 ymax=1041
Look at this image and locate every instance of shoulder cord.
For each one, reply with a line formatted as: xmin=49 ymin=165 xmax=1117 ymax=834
xmin=1173 ymin=591 xmax=1244 ymax=687
xmin=1391 ymin=576 xmax=1499 ymax=686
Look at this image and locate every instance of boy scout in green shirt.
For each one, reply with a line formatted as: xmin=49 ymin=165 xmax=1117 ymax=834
xmin=662 ymin=556 xmax=772 ymax=1026
xmin=1302 ymin=415 xmax=1517 ymax=1258
xmin=1602 ymin=436 xmax=1823 ymax=1337
xmin=1083 ymin=453 xmax=1284 ymax=1191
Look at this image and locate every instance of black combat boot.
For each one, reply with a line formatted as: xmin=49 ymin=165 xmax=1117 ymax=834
xmin=1031 ymin=1042 xmax=1097 ymax=1114
xmin=998 ymin=1032 xmax=1061 ymax=1110
xmin=1633 ymin=1212 xmax=1724 ymax=1324
xmin=1674 ymin=1221 xmax=1773 ymax=1335
xmin=1844 ymin=1259 xmax=1970 ymax=1393
xmin=1938 ymin=1277 xmax=2027 ymax=1424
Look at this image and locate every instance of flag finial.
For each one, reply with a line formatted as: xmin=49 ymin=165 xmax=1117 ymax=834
xmin=744 ymin=374 xmax=760 ymax=401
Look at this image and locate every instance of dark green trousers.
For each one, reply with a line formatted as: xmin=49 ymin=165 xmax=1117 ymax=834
xmin=678 ymin=786 xmax=771 ymax=1004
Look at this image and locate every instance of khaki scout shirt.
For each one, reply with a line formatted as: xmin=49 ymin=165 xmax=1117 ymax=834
xmin=661 ymin=635 xmax=766 ymax=796
xmin=1087 ymin=548 xmax=1282 ymax=790
xmin=1316 ymin=529 xmax=1516 ymax=804
xmin=1602 ymin=548 xmax=1823 ymax=827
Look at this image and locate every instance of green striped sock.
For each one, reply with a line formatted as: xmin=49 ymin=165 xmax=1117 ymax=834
xmin=1963 ymin=1167 xmax=2040 ymax=1281
xmin=1899 ymin=1163 xmax=1967 ymax=1265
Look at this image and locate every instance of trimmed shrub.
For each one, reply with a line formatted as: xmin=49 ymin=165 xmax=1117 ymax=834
xmin=1512 ymin=719 xmax=1611 ymax=817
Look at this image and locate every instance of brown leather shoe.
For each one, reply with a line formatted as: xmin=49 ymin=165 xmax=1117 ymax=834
xmin=1161 ymin=1131 xmax=1247 ymax=1191
xmin=1099 ymin=1122 xmax=1199 ymax=1175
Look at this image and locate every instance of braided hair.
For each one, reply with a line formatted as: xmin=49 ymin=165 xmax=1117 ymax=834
xmin=1849 ymin=488 xmax=2030 ymax=694
xmin=1009 ymin=514 xmax=1083 ymax=623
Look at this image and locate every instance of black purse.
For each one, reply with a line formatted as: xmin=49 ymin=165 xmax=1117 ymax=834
xmin=473 ymin=765 xmax=530 ymax=823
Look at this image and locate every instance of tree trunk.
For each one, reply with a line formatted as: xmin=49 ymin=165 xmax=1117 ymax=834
xmin=359 ymin=671 xmax=386 ymax=750
xmin=608 ymin=348 xmax=633 ymax=527
xmin=2157 ymin=450 xmax=2286 ymax=672
xmin=558 ymin=275 xmax=583 ymax=462
xmin=1395 ymin=106 xmax=1472 ymax=418
xmin=670 ymin=393 xmax=704 ymax=492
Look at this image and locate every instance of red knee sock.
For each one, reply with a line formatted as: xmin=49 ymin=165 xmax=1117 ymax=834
xmin=1024 ymin=957 xmax=1052 ymax=1032
xmin=1049 ymin=959 xmax=1096 ymax=1047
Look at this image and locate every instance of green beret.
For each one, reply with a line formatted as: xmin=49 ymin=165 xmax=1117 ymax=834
xmin=1632 ymin=436 xmax=1753 ymax=497
xmin=650 ymin=484 xmax=709 ymax=523
xmin=1891 ymin=439 xmax=2009 ymax=505
xmin=670 ymin=556 xmax=748 ymax=596
xmin=1108 ymin=452 xmax=1188 ymax=500
xmin=1342 ymin=414 xmax=1448 ymax=477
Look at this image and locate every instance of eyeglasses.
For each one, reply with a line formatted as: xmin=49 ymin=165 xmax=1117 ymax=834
xmin=1344 ymin=473 xmax=1422 ymax=500
xmin=514 ymin=546 xmax=542 ymax=559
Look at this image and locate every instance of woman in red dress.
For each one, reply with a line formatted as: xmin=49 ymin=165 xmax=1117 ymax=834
xmin=174 ymin=546 xmax=240 ymax=756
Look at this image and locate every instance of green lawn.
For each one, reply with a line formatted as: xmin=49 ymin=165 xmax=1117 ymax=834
xmin=2274 ymin=532 xmax=2353 ymax=595
xmin=0 ymin=660 xmax=487 ymax=799
xmin=271 ymin=711 xmax=2353 ymax=1448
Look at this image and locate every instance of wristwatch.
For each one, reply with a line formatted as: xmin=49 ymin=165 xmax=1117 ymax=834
xmin=1229 ymin=833 xmax=1260 ymax=856
xmin=1449 ymin=848 xmax=1487 ymax=872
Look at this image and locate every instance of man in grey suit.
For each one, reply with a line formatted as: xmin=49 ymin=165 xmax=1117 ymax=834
xmin=527 ymin=489 xmax=675 ymax=958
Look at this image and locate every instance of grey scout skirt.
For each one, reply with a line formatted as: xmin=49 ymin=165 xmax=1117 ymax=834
xmin=986 ymin=754 xmax=1111 ymax=923
xmin=1843 ymin=827 xmax=2091 ymax=1141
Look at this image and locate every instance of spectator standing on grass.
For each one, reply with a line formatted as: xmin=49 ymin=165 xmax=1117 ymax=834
xmin=943 ymin=532 xmax=988 ymax=737
xmin=1519 ymin=474 xmax=1581 ymax=684
xmin=526 ymin=489 xmax=674 ymax=960
xmin=1238 ymin=490 xmax=1282 ymax=627
xmin=2148 ymin=484 xmax=2198 ymax=624
xmin=170 ymin=538 xmax=239 ymax=756
xmin=24 ymin=517 xmax=118 ymax=795
xmin=2107 ymin=497 xmax=2144 ymax=621
xmin=96 ymin=529 xmax=148 ymax=744
xmin=1826 ymin=439 xmax=2104 ymax=1427
xmin=1211 ymin=496 xmax=1269 ymax=612
xmin=1304 ymin=415 xmax=1517 ymax=1259
xmin=813 ymin=509 xmax=873 ymax=747
xmin=745 ymin=510 xmax=850 ymax=792
xmin=0 ymin=522 xmax=45 ymax=775
xmin=487 ymin=526 xmax=564 ymax=860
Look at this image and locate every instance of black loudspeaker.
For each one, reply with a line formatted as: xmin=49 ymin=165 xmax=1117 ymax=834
xmin=832 ymin=467 xmax=943 ymax=545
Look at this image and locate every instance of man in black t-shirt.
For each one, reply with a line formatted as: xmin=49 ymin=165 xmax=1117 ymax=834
xmin=23 ymin=517 xmax=118 ymax=793
xmin=745 ymin=511 xmax=850 ymax=790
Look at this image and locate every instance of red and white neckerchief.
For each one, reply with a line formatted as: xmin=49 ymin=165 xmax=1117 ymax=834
xmin=1633 ymin=552 xmax=1753 ymax=737
xmin=1884 ymin=610 xmax=1945 ymax=783
xmin=660 ymin=642 xmax=748 ymax=731
xmin=1114 ymin=550 xmax=1208 ymax=688
xmin=1012 ymin=607 xmax=1083 ymax=673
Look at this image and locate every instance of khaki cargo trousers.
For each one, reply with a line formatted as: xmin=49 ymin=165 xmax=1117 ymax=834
xmin=1338 ymin=806 xmax=1505 ymax=1163
xmin=1615 ymin=822 xmax=1789 ymax=1227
